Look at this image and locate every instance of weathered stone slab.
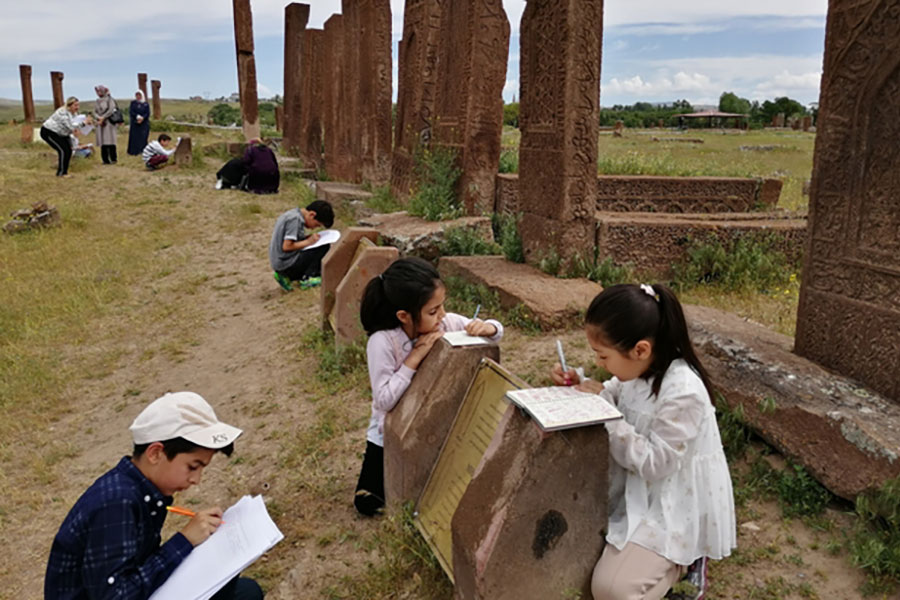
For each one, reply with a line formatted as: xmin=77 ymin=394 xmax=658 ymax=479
xmin=322 ymin=14 xmax=343 ymax=178
xmin=232 ymin=0 xmax=261 ymax=141
xmin=359 ymin=212 xmax=492 ymax=261
xmin=595 ymin=211 xmax=806 ymax=277
xmin=50 ymin=71 xmax=64 ymax=109
xmin=283 ymin=3 xmax=309 ymax=156
xmin=332 ymin=241 xmax=399 ymax=345
xmin=137 ymin=73 xmax=148 ymax=101
xmin=687 ymin=304 xmax=900 ymax=500
xmin=384 ymin=338 xmax=500 ymax=509
xmin=315 ymin=181 xmax=373 ymax=207
xmin=20 ymin=124 xmax=34 ymax=144
xmin=320 ymin=227 xmax=379 ymax=329
xmin=274 ymin=105 xmax=283 ymax=132
xmin=300 ymin=28 xmax=323 ymax=169
xmin=173 ymin=136 xmax=192 ymax=166
xmin=358 ymin=0 xmax=393 ymax=184
xmin=151 ymin=80 xmax=162 ymax=120
xmin=452 ymin=406 xmax=608 ymax=599
xmin=519 ymin=0 xmax=603 ymax=269
xmin=494 ymin=173 xmax=782 ymax=215
xmin=794 ymin=0 xmax=900 ymax=403
xmin=19 ymin=65 xmax=35 ymax=123
xmin=438 ymin=256 xmax=602 ymax=330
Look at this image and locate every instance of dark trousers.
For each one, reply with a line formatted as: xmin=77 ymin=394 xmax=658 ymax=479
xmin=40 ymin=127 xmax=71 ymax=176
xmin=278 ymin=244 xmax=330 ymax=281
xmin=354 ymin=441 xmax=385 ymax=516
xmin=210 ymin=576 xmax=264 ymax=600
xmin=101 ymin=144 xmax=118 ymax=164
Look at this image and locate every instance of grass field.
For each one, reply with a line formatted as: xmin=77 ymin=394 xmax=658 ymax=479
xmin=3 ymin=118 xmax=893 ymax=599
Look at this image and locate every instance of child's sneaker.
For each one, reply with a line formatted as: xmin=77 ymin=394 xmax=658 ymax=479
xmin=666 ymin=556 xmax=708 ymax=600
xmin=299 ymin=276 xmax=322 ymax=289
xmin=273 ymin=271 xmax=293 ymax=292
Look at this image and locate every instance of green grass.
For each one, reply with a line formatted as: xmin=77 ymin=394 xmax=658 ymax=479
xmin=437 ymin=226 xmax=501 ymax=257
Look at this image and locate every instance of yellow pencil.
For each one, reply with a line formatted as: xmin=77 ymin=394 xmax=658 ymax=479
xmin=166 ymin=505 xmax=225 ymax=523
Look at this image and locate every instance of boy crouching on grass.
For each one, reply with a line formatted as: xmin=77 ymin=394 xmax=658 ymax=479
xmin=44 ymin=392 xmax=263 ymax=600
xmin=269 ymin=199 xmax=335 ymax=292
xmin=142 ymin=134 xmax=178 ymax=170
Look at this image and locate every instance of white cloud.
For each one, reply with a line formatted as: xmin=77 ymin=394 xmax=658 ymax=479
xmin=257 ymin=82 xmax=274 ymax=99
xmin=606 ymin=71 xmax=716 ymax=98
xmin=503 ymin=79 xmax=519 ymax=97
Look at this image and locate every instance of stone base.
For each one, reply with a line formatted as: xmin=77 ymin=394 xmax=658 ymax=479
xmin=687 ymin=304 xmax=900 ymax=500
xmin=320 ymin=228 xmax=379 ymax=329
xmin=439 ymin=256 xmax=602 ymax=330
xmin=595 ymin=211 xmax=807 ymax=277
xmin=452 ymin=407 xmax=608 ymax=599
xmin=384 ymin=338 xmax=500 ymax=509
xmin=359 ymin=212 xmax=493 ymax=262
xmin=315 ymin=181 xmax=373 ymax=207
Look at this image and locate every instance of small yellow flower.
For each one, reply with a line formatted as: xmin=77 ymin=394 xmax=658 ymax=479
xmin=784 ymin=289 xmax=790 ymax=295
xmin=789 ymin=273 xmax=797 ymax=282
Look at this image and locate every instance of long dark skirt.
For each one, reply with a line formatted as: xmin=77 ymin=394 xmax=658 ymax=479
xmin=127 ymin=121 xmax=150 ymax=155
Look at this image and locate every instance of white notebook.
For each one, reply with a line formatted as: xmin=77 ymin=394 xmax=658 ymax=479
xmin=505 ymin=386 xmax=623 ymax=432
xmin=302 ymin=228 xmax=340 ymax=250
xmin=442 ymin=330 xmax=494 ymax=347
xmin=149 ymin=495 xmax=283 ymax=600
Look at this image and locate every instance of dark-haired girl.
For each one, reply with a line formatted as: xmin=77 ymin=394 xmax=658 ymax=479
xmin=551 ymin=283 xmax=736 ymax=600
xmin=354 ymin=257 xmax=504 ymax=516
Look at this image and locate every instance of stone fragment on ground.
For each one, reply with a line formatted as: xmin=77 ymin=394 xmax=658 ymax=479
xmin=359 ymin=212 xmax=492 ymax=261
xmin=4 ymin=201 xmax=61 ymax=233
xmin=438 ymin=256 xmax=602 ymax=330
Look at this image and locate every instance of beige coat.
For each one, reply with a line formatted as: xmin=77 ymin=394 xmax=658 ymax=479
xmin=94 ymin=94 xmax=118 ymax=146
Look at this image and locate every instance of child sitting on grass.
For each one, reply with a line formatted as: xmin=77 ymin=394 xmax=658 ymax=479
xmin=142 ymin=134 xmax=178 ymax=170
xmin=353 ymin=257 xmax=504 ymax=516
xmin=268 ymin=199 xmax=335 ymax=291
xmin=44 ymin=392 xmax=262 ymax=600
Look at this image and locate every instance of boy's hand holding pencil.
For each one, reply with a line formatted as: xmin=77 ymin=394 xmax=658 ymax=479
xmin=172 ymin=506 xmax=224 ymax=547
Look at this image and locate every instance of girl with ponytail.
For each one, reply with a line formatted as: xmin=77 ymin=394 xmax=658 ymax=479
xmin=551 ymin=283 xmax=736 ymax=600
xmin=354 ymin=257 xmax=504 ymax=516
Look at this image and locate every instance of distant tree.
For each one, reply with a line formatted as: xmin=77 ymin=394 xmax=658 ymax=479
xmin=503 ymin=102 xmax=520 ymax=128
xmin=258 ymin=102 xmax=276 ymax=127
xmin=719 ymin=92 xmax=751 ymax=114
xmin=760 ymin=96 xmax=807 ymax=124
xmin=208 ymin=103 xmax=240 ymax=126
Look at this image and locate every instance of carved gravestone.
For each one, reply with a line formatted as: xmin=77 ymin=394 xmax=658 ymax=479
xmin=300 ymin=29 xmax=324 ymax=169
xmin=50 ymin=71 xmax=64 ymax=109
xmin=174 ymin=136 xmax=192 ymax=166
xmin=795 ymin=0 xmax=900 ymax=402
xmin=274 ymin=105 xmax=283 ymax=132
xmin=518 ymin=0 xmax=603 ymax=269
xmin=384 ymin=338 xmax=500 ymax=510
xmin=356 ymin=0 xmax=393 ymax=184
xmin=320 ymin=227 xmax=379 ymax=329
xmin=138 ymin=73 xmax=148 ymax=101
xmin=151 ymin=80 xmax=162 ymax=120
xmin=232 ymin=0 xmax=261 ymax=141
xmin=20 ymin=65 xmax=35 ymax=123
xmin=322 ymin=14 xmax=344 ymax=177
xmin=283 ymin=3 xmax=309 ymax=156
xmin=332 ymin=240 xmax=399 ymax=346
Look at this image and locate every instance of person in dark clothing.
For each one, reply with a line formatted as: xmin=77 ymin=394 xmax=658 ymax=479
xmin=242 ymin=140 xmax=279 ymax=194
xmin=216 ymin=157 xmax=249 ymax=190
xmin=127 ymin=91 xmax=151 ymax=156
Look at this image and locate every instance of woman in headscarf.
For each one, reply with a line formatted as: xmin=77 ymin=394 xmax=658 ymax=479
xmin=127 ymin=90 xmax=150 ymax=156
xmin=242 ymin=139 xmax=280 ymax=194
xmin=93 ymin=85 xmax=119 ymax=164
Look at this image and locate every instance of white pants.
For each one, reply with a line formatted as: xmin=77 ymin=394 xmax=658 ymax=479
xmin=592 ymin=542 xmax=686 ymax=600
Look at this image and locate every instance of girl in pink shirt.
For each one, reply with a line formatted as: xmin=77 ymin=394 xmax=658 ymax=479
xmin=354 ymin=257 xmax=503 ymax=516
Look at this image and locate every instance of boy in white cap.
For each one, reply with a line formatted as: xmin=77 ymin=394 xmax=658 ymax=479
xmin=45 ymin=392 xmax=263 ymax=600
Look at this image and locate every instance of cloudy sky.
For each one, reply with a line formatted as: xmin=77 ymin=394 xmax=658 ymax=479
xmin=0 ymin=0 xmax=827 ymax=108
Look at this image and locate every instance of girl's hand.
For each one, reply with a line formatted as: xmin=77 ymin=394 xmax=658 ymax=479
xmin=550 ymin=362 xmax=579 ymax=386
xmin=181 ymin=507 xmax=223 ymax=546
xmin=404 ymin=329 xmax=444 ymax=370
xmin=576 ymin=379 xmax=606 ymax=395
xmin=465 ymin=319 xmax=496 ymax=337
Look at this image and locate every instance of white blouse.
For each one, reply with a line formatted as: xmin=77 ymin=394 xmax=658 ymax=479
xmin=600 ymin=359 xmax=737 ymax=565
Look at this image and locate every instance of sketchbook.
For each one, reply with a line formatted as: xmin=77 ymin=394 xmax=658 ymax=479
xmin=302 ymin=228 xmax=340 ymax=250
xmin=442 ymin=330 xmax=494 ymax=347
xmin=149 ymin=495 xmax=283 ymax=600
xmin=504 ymin=386 xmax=623 ymax=432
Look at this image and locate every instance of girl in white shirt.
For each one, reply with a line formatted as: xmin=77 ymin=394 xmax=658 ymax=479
xmin=552 ymin=283 xmax=736 ymax=600
xmin=354 ymin=257 xmax=503 ymax=516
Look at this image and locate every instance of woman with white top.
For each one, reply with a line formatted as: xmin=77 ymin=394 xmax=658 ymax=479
xmin=552 ymin=283 xmax=736 ymax=600
xmin=40 ymin=96 xmax=83 ymax=177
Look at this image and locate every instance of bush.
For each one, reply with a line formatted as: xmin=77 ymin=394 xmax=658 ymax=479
xmin=777 ymin=463 xmax=833 ymax=518
xmin=498 ymin=149 xmax=518 ymax=174
xmin=491 ymin=212 xmax=524 ymax=263
xmin=207 ymin=103 xmax=240 ymax=126
xmin=503 ymin=103 xmax=519 ymax=128
xmin=408 ymin=145 xmax=462 ymax=221
xmin=849 ymin=478 xmax=900 ymax=594
xmin=366 ymin=185 xmax=403 ymax=214
xmin=586 ymin=257 xmax=632 ymax=286
xmin=438 ymin=227 xmax=500 ymax=257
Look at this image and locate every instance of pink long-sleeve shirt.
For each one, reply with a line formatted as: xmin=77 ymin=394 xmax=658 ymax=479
xmin=365 ymin=312 xmax=504 ymax=446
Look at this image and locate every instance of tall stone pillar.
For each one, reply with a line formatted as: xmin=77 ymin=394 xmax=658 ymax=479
xmin=433 ymin=0 xmax=509 ymax=215
xmin=20 ymin=65 xmax=35 ymax=122
xmin=274 ymin=105 xmax=283 ymax=132
xmin=357 ymin=0 xmax=393 ymax=184
xmin=151 ymin=80 xmax=162 ymax=119
xmin=138 ymin=73 xmax=148 ymax=100
xmin=323 ymin=15 xmax=344 ymax=176
xmin=50 ymin=71 xmax=65 ymax=109
xmin=283 ymin=3 xmax=310 ymax=156
xmin=390 ymin=0 xmax=443 ymax=199
xmin=300 ymin=29 xmax=324 ymax=169
xmin=338 ymin=0 xmax=362 ymax=182
xmin=518 ymin=0 xmax=603 ymax=268
xmin=232 ymin=0 xmax=261 ymax=141
xmin=795 ymin=0 xmax=900 ymax=402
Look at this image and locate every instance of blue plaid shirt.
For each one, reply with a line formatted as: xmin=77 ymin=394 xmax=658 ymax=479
xmin=45 ymin=456 xmax=193 ymax=599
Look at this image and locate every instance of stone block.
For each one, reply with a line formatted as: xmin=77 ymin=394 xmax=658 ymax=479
xmin=359 ymin=212 xmax=493 ymax=262
xmin=452 ymin=406 xmax=608 ymax=599
xmin=595 ymin=211 xmax=806 ymax=277
xmin=438 ymin=256 xmax=602 ymax=330
xmin=173 ymin=136 xmax=192 ymax=166
xmin=332 ymin=241 xmax=398 ymax=345
xmin=687 ymin=304 xmax=900 ymax=500
xmin=494 ymin=173 xmax=519 ymax=215
xmin=51 ymin=71 xmax=64 ymax=109
xmin=315 ymin=181 xmax=373 ymax=207
xmin=20 ymin=124 xmax=34 ymax=143
xmin=320 ymin=227 xmax=379 ymax=329
xmin=384 ymin=338 xmax=500 ymax=509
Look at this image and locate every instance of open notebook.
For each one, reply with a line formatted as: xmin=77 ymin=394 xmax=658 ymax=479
xmin=149 ymin=495 xmax=283 ymax=600
xmin=505 ymin=386 xmax=623 ymax=432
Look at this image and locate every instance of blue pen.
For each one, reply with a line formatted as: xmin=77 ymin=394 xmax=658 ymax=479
xmin=472 ymin=304 xmax=481 ymax=320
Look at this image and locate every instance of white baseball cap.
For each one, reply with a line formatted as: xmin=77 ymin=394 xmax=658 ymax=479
xmin=130 ymin=391 xmax=243 ymax=449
